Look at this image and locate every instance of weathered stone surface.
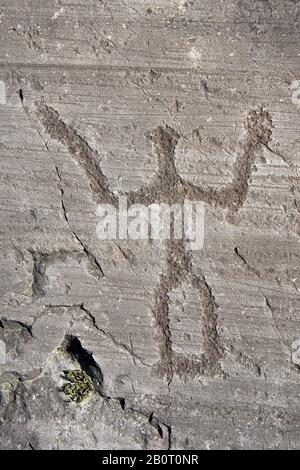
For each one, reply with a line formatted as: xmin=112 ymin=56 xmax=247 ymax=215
xmin=0 ymin=0 xmax=300 ymax=450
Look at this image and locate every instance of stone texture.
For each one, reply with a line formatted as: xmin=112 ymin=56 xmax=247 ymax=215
xmin=0 ymin=0 xmax=300 ymax=450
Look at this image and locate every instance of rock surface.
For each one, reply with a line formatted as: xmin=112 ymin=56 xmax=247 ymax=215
xmin=0 ymin=0 xmax=300 ymax=450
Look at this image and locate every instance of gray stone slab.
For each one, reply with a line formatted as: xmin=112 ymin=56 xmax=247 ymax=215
xmin=0 ymin=0 xmax=299 ymax=450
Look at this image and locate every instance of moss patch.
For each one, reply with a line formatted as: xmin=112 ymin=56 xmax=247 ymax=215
xmin=62 ymin=369 xmax=95 ymax=403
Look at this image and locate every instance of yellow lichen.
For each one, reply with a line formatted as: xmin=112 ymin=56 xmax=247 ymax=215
xmin=62 ymin=369 xmax=94 ymax=403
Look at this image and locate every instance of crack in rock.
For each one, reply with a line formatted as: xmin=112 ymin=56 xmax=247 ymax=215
xmin=72 ymin=232 xmax=104 ymax=278
xmin=78 ymin=304 xmax=150 ymax=367
xmin=42 ymin=303 xmax=150 ymax=368
xmin=0 ymin=317 xmax=34 ymax=338
xmin=234 ymin=246 xmax=261 ymax=278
